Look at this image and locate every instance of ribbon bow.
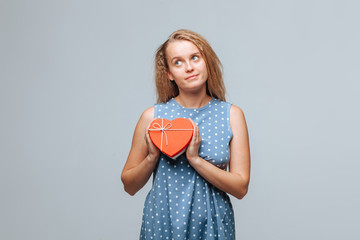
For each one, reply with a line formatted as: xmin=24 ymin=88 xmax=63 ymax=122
xmin=149 ymin=119 xmax=172 ymax=151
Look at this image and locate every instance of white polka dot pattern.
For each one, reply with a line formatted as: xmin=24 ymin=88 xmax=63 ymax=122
xmin=140 ymin=98 xmax=235 ymax=240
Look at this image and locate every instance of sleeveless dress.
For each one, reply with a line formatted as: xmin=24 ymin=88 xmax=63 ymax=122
xmin=140 ymin=98 xmax=235 ymax=240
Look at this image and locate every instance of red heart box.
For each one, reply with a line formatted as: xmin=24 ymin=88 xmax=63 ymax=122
xmin=148 ymin=118 xmax=194 ymax=159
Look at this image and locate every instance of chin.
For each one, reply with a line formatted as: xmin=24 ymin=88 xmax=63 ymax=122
xmin=183 ymin=84 xmax=207 ymax=94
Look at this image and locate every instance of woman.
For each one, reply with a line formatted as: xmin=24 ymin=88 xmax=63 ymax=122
xmin=121 ymin=29 xmax=251 ymax=239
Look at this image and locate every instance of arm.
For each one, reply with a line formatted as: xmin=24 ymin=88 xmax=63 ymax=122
xmin=186 ymin=105 xmax=251 ymax=199
xmin=121 ymin=107 xmax=160 ymax=196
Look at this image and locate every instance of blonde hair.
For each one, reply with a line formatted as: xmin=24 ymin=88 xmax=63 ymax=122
xmin=155 ymin=29 xmax=226 ymax=103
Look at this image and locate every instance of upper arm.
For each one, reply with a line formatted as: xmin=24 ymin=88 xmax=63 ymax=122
xmin=122 ymin=107 xmax=155 ymax=172
xmin=229 ymin=105 xmax=251 ymax=183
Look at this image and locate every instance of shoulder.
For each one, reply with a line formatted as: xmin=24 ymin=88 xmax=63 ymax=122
xmin=132 ymin=106 xmax=155 ymax=138
xmin=139 ymin=106 xmax=155 ymax=123
xmin=230 ymin=105 xmax=245 ymax=118
xmin=133 ymin=107 xmax=155 ymax=131
xmin=229 ymin=104 xmax=247 ymax=132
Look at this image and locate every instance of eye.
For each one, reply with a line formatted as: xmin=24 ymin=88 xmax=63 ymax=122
xmin=175 ymin=60 xmax=182 ymax=66
xmin=192 ymin=55 xmax=199 ymax=61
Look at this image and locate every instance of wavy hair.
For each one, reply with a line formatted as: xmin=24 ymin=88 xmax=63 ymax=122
xmin=154 ymin=29 xmax=226 ymax=103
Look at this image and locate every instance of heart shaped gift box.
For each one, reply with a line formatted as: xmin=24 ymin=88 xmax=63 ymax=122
xmin=148 ymin=118 xmax=194 ymax=159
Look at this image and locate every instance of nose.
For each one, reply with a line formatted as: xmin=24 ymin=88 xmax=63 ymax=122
xmin=185 ymin=61 xmax=194 ymax=73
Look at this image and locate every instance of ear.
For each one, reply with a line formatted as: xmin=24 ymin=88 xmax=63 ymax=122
xmin=167 ymin=71 xmax=174 ymax=81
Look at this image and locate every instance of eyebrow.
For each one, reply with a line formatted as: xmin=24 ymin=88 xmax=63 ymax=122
xmin=170 ymin=52 xmax=201 ymax=62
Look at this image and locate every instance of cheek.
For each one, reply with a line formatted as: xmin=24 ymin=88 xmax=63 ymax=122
xmin=169 ymin=68 xmax=182 ymax=78
xmin=197 ymin=61 xmax=207 ymax=71
xmin=200 ymin=63 xmax=208 ymax=76
xmin=167 ymin=66 xmax=179 ymax=78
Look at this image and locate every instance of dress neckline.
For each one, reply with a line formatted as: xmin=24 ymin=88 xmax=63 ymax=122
xmin=170 ymin=97 xmax=214 ymax=111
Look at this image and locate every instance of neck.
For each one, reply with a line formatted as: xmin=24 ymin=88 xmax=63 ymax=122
xmin=175 ymin=88 xmax=211 ymax=109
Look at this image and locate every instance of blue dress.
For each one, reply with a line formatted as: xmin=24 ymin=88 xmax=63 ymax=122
xmin=140 ymin=98 xmax=235 ymax=240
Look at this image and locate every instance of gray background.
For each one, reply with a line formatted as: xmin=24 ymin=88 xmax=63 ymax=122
xmin=1 ymin=0 xmax=359 ymax=239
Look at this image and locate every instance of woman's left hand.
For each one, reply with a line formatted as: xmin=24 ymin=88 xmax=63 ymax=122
xmin=186 ymin=118 xmax=202 ymax=165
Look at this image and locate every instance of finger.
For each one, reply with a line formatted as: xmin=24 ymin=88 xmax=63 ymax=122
xmin=188 ymin=117 xmax=196 ymax=130
xmin=145 ymin=130 xmax=151 ymax=143
xmin=193 ymin=122 xmax=198 ymax=139
xmin=146 ymin=121 xmax=152 ymax=131
xmin=145 ymin=122 xmax=151 ymax=140
xmin=189 ymin=118 xmax=198 ymax=141
xmin=191 ymin=128 xmax=197 ymax=144
xmin=145 ymin=121 xmax=155 ymax=145
xmin=196 ymin=127 xmax=200 ymax=143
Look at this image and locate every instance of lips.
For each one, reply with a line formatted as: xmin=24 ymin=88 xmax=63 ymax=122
xmin=185 ymin=74 xmax=199 ymax=80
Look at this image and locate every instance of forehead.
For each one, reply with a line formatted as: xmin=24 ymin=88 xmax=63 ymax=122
xmin=165 ymin=40 xmax=200 ymax=59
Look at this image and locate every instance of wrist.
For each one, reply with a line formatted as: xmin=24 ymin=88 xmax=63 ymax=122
xmin=188 ymin=155 xmax=202 ymax=167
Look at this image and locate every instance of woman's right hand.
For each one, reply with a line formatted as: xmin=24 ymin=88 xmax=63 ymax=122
xmin=145 ymin=122 xmax=160 ymax=163
xmin=121 ymin=107 xmax=160 ymax=196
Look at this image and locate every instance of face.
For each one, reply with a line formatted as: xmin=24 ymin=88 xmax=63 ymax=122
xmin=166 ymin=40 xmax=208 ymax=94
